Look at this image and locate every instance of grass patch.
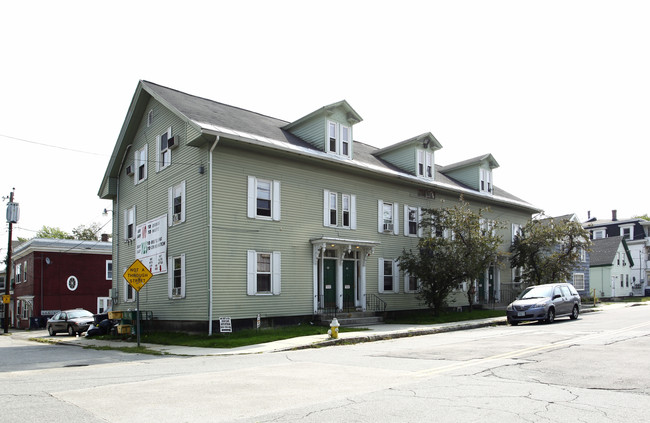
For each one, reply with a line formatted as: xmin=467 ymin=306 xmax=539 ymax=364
xmin=385 ymin=308 xmax=505 ymax=325
xmin=95 ymin=325 xmax=365 ymax=349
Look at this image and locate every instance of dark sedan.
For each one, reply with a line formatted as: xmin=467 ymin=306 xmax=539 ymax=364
xmin=47 ymin=309 xmax=95 ymax=336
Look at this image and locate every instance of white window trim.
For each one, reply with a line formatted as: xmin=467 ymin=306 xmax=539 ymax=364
xmin=416 ymin=149 xmax=433 ymax=179
xmin=378 ymin=200 xmax=399 ymax=235
xmin=378 ymin=258 xmax=399 ymax=293
xmin=592 ymin=229 xmax=606 ymax=239
xmin=156 ymin=126 xmax=173 ymax=172
xmin=97 ymin=297 xmax=111 ymax=314
xmin=573 ymin=273 xmax=585 ymax=290
xmin=404 ymin=271 xmax=420 ymax=293
xmin=123 ymin=268 xmax=135 ymax=302
xmin=134 ymin=145 xmax=148 ymax=185
xmin=247 ymin=176 xmax=281 ymax=221
xmin=147 ymin=109 xmax=153 ymax=127
xmin=403 ymin=205 xmax=422 ymax=237
xmin=168 ymin=181 xmax=187 ymax=226
xmin=327 ymin=120 xmax=352 ymax=158
xmin=168 ymin=254 xmax=186 ymax=299
xmin=106 ymin=260 xmax=113 ymax=280
xmin=619 ymin=225 xmax=634 ymax=240
xmin=15 ymin=263 xmax=21 ymax=283
xmin=324 ymin=190 xmax=356 ymax=229
xmin=247 ymin=250 xmax=281 ymax=295
xmin=480 ymin=168 xmax=493 ymax=194
xmin=124 ymin=205 xmax=136 ymax=240
xmin=67 ymin=276 xmax=79 ymax=292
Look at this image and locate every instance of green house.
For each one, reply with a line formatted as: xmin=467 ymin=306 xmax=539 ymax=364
xmin=98 ymin=81 xmax=540 ymax=333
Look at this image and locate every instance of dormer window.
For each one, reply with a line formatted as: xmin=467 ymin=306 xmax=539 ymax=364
xmin=480 ymin=168 xmax=492 ymax=194
xmin=417 ymin=150 xmax=433 ymax=179
xmin=327 ymin=120 xmax=351 ymax=158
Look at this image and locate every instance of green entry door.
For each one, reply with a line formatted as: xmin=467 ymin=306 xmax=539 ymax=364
xmin=323 ymin=259 xmax=337 ymax=308
xmin=343 ymin=261 xmax=355 ymax=310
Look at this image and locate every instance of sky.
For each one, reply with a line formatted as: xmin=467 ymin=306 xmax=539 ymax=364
xmin=1 ymin=1 xmax=649 ymax=258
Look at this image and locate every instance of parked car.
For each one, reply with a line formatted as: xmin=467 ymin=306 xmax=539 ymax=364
xmin=506 ymin=283 xmax=581 ymax=325
xmin=47 ymin=309 xmax=95 ymax=336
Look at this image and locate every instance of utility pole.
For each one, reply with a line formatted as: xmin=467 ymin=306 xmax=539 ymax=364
xmin=3 ymin=189 xmax=17 ymax=334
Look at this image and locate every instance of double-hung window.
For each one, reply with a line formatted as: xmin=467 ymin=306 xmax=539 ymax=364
xmin=417 ymin=150 xmax=433 ymax=179
xmin=168 ymin=254 xmax=186 ymax=299
xmin=168 ymin=181 xmax=186 ymax=226
xmin=248 ymin=176 xmax=281 ymax=221
xmin=620 ymin=225 xmax=633 ymax=240
xmin=404 ymin=205 xmax=421 ymax=236
xmin=134 ymin=145 xmax=148 ymax=184
xmin=324 ymin=190 xmax=356 ymax=229
xmin=404 ymin=271 xmax=419 ymax=293
xmin=247 ymin=250 xmax=281 ymax=295
xmin=592 ymin=229 xmax=605 ymax=239
xmin=157 ymin=127 xmax=173 ymax=171
xmin=327 ymin=121 xmax=352 ymax=158
xmin=480 ymin=168 xmax=492 ymax=194
xmin=572 ymin=273 xmax=585 ymax=290
xmin=378 ymin=200 xmax=399 ymax=235
xmin=378 ymin=258 xmax=399 ymax=293
xmin=123 ymin=269 xmax=135 ymax=302
xmin=124 ymin=205 xmax=136 ymax=240
xmin=106 ymin=260 xmax=113 ymax=280
xmin=512 ymin=223 xmax=522 ymax=244
xmin=15 ymin=263 xmax=21 ymax=284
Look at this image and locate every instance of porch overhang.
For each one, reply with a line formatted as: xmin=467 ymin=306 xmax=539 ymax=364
xmin=310 ymin=237 xmax=380 ymax=252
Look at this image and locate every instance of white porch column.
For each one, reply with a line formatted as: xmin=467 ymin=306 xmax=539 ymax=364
xmin=360 ymin=250 xmax=368 ymax=311
xmin=312 ymin=244 xmax=320 ymax=313
xmin=336 ymin=249 xmax=344 ymax=311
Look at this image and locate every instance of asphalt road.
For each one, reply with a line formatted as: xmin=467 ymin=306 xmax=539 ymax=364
xmin=1 ymin=304 xmax=649 ymax=422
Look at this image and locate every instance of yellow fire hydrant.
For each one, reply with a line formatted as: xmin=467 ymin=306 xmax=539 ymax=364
xmin=328 ymin=318 xmax=340 ymax=339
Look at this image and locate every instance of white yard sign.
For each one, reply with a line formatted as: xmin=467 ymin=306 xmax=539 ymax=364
xmin=135 ymin=215 xmax=167 ymax=275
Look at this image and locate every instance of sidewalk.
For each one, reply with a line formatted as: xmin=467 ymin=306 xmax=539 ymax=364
xmin=9 ymin=304 xmax=609 ymax=357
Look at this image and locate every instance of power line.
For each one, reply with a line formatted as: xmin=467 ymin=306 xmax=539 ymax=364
xmin=0 ymin=133 xmax=108 ymax=157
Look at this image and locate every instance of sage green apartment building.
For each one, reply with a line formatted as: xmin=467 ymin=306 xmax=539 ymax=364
xmin=99 ymin=81 xmax=540 ymax=333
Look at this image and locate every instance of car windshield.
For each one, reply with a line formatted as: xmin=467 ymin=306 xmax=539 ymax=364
xmin=67 ymin=310 xmax=93 ymax=319
xmin=519 ymin=285 xmax=554 ymax=300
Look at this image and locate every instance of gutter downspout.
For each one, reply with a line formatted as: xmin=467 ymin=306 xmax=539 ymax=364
xmin=208 ymin=136 xmax=219 ymax=335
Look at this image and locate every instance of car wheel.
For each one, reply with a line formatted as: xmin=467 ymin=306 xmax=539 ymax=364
xmin=570 ymin=305 xmax=579 ymax=320
xmin=67 ymin=325 xmax=75 ymax=336
xmin=545 ymin=308 xmax=555 ymax=324
xmin=48 ymin=326 xmax=55 ymax=336
xmin=508 ymin=318 xmax=518 ymax=326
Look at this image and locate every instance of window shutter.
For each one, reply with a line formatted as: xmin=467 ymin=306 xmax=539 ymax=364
xmin=133 ymin=149 xmax=139 ymax=186
xmin=180 ymin=181 xmax=186 ymax=223
xmin=350 ymin=194 xmax=357 ymax=230
xmin=168 ymin=187 xmax=173 ymax=226
xmin=272 ymin=251 xmax=281 ymax=295
xmin=246 ymin=250 xmax=256 ymax=295
xmin=142 ymin=145 xmax=148 ymax=180
xmin=272 ymin=180 xmax=281 ymax=221
xmin=393 ymin=203 xmax=399 ymax=235
xmin=377 ymin=200 xmax=384 ymax=233
xmin=124 ymin=209 xmax=128 ymax=240
xmin=393 ymin=261 xmax=400 ymax=293
xmin=378 ymin=258 xmax=384 ymax=293
xmin=404 ymin=271 xmax=409 ymax=293
xmin=167 ymin=257 xmax=173 ymax=299
xmin=247 ymin=176 xmax=256 ymax=218
xmin=180 ymin=254 xmax=186 ymax=298
xmin=323 ymin=189 xmax=330 ymax=227
xmin=418 ymin=207 xmax=423 ymax=237
xmin=403 ymin=205 xmax=409 ymax=236
xmin=156 ymin=135 xmax=161 ymax=172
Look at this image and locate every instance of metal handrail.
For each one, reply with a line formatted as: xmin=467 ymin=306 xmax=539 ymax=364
xmin=367 ymin=293 xmax=387 ymax=312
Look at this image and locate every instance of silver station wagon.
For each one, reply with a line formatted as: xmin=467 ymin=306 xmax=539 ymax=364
xmin=506 ymin=283 xmax=581 ymax=325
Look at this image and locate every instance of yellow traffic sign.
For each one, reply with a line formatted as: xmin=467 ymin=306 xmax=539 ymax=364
xmin=2 ymin=295 xmax=10 ymax=304
xmin=123 ymin=259 xmax=153 ymax=292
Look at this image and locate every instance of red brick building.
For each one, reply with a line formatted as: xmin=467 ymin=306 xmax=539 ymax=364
xmin=11 ymin=238 xmax=112 ymax=329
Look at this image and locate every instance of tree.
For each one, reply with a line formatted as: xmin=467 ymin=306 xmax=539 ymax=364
xmin=509 ymin=215 xmax=591 ymax=286
xmin=399 ymin=201 xmax=503 ymax=315
xmin=36 ymin=226 xmax=73 ymax=239
xmin=634 ymin=214 xmax=649 ymax=221
xmin=72 ymin=223 xmax=101 ymax=241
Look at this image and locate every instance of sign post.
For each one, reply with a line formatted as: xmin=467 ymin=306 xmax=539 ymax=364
xmin=123 ymin=259 xmax=153 ymax=347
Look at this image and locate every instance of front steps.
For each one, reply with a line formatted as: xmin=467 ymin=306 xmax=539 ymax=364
xmin=318 ymin=311 xmax=384 ymax=327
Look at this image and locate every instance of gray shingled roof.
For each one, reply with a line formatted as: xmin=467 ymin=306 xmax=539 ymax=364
xmin=137 ymin=81 xmax=537 ymax=211
xmin=590 ymin=236 xmax=625 ymax=267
